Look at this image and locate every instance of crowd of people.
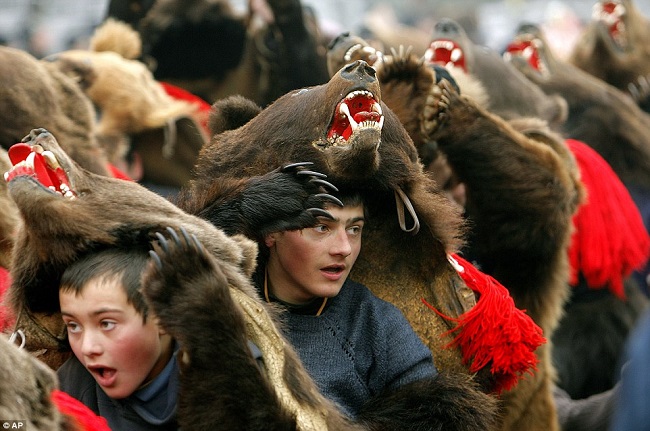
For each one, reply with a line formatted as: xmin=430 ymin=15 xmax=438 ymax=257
xmin=1 ymin=0 xmax=650 ymax=430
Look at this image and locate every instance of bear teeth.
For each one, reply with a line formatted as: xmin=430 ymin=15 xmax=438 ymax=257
xmin=338 ymin=92 xmax=383 ymax=133
xmin=42 ymin=150 xmax=60 ymax=170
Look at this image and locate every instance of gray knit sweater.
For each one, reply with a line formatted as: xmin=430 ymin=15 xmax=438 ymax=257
xmin=277 ymin=279 xmax=437 ymax=418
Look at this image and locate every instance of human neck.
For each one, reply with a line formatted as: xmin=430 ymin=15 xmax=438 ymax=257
xmin=263 ymin=268 xmax=327 ymax=316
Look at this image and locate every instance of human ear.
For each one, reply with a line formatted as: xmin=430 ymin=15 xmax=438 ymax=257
xmin=264 ymin=232 xmax=278 ymax=248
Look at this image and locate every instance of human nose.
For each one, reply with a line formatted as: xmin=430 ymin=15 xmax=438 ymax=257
xmin=80 ymin=330 xmax=104 ymax=357
xmin=330 ymin=227 xmax=352 ymax=257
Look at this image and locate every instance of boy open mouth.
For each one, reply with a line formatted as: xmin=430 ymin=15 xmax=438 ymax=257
xmin=88 ymin=365 xmax=117 ymax=386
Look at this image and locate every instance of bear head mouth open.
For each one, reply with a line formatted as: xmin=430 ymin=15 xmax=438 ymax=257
xmin=325 ymin=89 xmax=384 ymax=148
xmin=503 ymin=25 xmax=551 ymax=78
xmin=424 ymin=19 xmax=468 ymax=73
xmin=4 ymin=129 xmax=76 ymax=200
xmin=424 ymin=39 xmax=467 ymax=73
xmin=593 ymin=0 xmax=629 ymax=52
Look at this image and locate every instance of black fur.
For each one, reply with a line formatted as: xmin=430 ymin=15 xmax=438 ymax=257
xmin=177 ymin=162 xmax=342 ymax=241
xmin=358 ymin=373 xmax=500 ymax=431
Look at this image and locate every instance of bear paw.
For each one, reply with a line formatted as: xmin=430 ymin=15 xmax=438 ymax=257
xmin=628 ymin=74 xmax=650 ymax=105
xmin=242 ymin=162 xmax=343 ymax=237
xmin=420 ymin=79 xmax=452 ymax=139
xmin=142 ymin=226 xmax=231 ymax=330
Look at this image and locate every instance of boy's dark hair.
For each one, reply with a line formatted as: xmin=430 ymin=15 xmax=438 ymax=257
xmin=330 ymin=189 xmax=367 ymax=220
xmin=59 ymin=248 xmax=150 ymax=321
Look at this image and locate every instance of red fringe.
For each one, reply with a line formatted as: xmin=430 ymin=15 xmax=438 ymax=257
xmin=423 ymin=254 xmax=546 ymax=394
xmin=0 ymin=267 xmax=14 ymax=332
xmin=566 ymin=139 xmax=650 ymax=298
xmin=51 ymin=389 xmax=111 ymax=431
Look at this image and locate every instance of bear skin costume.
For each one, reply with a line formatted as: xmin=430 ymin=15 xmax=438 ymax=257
xmin=505 ymin=23 xmax=650 ymax=399
xmin=170 ymin=56 xmax=571 ymax=428
xmin=0 ymin=44 xmax=131 ymax=369
xmin=0 ymin=47 xmax=110 ymax=178
xmin=3 ymin=128 xmax=498 ymax=430
xmin=326 ymin=32 xmax=583 ymax=431
xmin=418 ymin=18 xmax=650 ymax=401
xmin=423 ymin=18 xmax=568 ymax=131
xmin=0 ymin=149 xmax=19 ymax=333
xmin=504 ymin=23 xmax=650 ymax=212
xmin=570 ymin=0 xmax=650 ymax=113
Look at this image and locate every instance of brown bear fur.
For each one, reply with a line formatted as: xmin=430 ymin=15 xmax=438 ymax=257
xmin=325 ymin=34 xmax=584 ymax=431
xmin=5 ymin=129 xmax=498 ymax=430
xmin=570 ymin=0 xmax=650 ymax=112
xmin=418 ymin=73 xmax=581 ymax=431
xmin=4 ymin=128 xmax=353 ymax=430
xmin=0 ymin=149 xmax=20 ymax=271
xmin=0 ymin=47 xmax=110 ymax=177
xmin=505 ymin=22 xmax=650 ymax=193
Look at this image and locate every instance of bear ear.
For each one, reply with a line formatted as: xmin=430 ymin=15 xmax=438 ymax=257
xmin=44 ymin=56 xmax=97 ymax=91
xmin=208 ymin=95 xmax=262 ymax=135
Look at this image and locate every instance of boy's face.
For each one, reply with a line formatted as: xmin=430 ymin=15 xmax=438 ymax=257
xmin=265 ymin=203 xmax=364 ymax=304
xmin=60 ymin=277 xmax=171 ymax=399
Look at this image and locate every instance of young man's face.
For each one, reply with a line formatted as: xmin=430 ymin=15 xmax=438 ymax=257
xmin=60 ymin=277 xmax=172 ymax=399
xmin=265 ymin=203 xmax=365 ymax=304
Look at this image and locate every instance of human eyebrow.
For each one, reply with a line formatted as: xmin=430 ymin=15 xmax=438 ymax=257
xmin=91 ymin=308 xmax=124 ymax=317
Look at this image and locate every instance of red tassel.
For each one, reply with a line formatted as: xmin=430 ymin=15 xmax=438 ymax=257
xmin=51 ymin=389 xmax=112 ymax=431
xmin=566 ymin=139 xmax=650 ymax=298
xmin=0 ymin=267 xmax=14 ymax=332
xmin=423 ymin=254 xmax=546 ymax=394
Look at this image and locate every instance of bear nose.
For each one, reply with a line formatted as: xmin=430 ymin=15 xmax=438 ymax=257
xmin=340 ymin=60 xmax=376 ymax=84
xmin=434 ymin=18 xmax=460 ymax=36
xmin=22 ymin=128 xmax=51 ymax=144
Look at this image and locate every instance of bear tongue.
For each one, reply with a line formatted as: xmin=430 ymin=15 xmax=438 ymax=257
xmin=8 ymin=143 xmax=59 ymax=190
xmin=504 ymin=40 xmax=542 ymax=72
xmin=7 ymin=143 xmax=31 ymax=165
xmin=425 ymin=40 xmax=466 ymax=72
xmin=353 ymin=111 xmax=381 ymax=124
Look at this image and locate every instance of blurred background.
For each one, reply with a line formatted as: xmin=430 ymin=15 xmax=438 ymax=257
xmin=0 ymin=0 xmax=649 ymax=60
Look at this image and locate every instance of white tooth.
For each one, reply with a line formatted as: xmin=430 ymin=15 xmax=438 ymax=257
xmin=42 ymin=151 xmax=60 ymax=169
xmin=340 ymin=101 xmax=351 ymax=117
xmin=26 ymin=152 xmax=36 ymax=169
xmin=524 ymin=46 xmax=533 ymax=59
xmin=372 ymin=102 xmax=383 ymax=115
xmin=340 ymin=102 xmax=359 ymax=129
xmin=451 ymin=48 xmax=463 ymax=62
xmin=3 ymin=171 xmax=8 ymax=181
xmin=378 ymin=116 xmax=385 ymax=129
